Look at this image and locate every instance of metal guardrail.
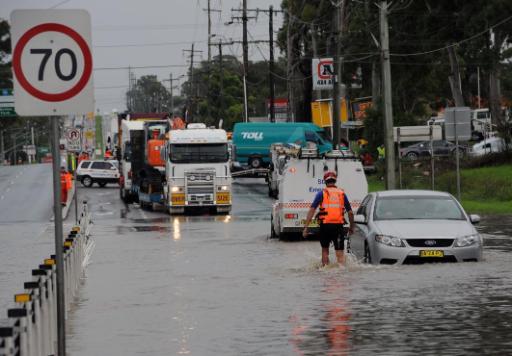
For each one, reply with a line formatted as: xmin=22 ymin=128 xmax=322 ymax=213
xmin=0 ymin=201 xmax=93 ymax=356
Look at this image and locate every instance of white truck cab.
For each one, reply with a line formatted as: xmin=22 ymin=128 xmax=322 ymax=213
xmin=271 ymin=144 xmax=368 ymax=239
xmin=164 ymin=124 xmax=232 ymax=214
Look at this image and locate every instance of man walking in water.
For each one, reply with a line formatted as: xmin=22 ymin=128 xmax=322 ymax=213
xmin=302 ymin=171 xmax=355 ymax=266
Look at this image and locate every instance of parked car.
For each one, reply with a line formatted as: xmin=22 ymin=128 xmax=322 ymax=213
xmin=470 ymin=137 xmax=510 ymax=157
xmin=76 ymin=160 xmax=120 ymax=187
xmin=400 ymin=140 xmax=466 ymax=160
xmin=349 ymin=190 xmax=482 ymax=265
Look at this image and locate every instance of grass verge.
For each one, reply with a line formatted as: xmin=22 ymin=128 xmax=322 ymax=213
xmin=365 ymin=164 xmax=512 ymax=214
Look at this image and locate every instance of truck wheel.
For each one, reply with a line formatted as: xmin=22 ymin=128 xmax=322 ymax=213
xmin=81 ymin=176 xmax=93 ymax=187
xmin=249 ymin=157 xmax=263 ymax=169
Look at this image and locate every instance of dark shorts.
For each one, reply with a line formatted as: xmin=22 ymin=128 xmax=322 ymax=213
xmin=319 ymin=223 xmax=345 ymax=250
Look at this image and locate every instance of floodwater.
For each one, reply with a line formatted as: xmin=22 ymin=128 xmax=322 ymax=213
xmin=30 ymin=180 xmax=512 ymax=355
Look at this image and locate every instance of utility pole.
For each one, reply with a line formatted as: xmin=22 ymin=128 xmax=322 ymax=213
xmin=331 ymin=1 xmax=342 ymax=147
xmin=209 ymin=40 xmax=234 ymax=125
xmin=379 ymin=1 xmax=396 ymax=189
xmin=242 ymin=0 xmax=249 ymax=122
xmin=242 ymin=0 xmax=249 ymax=80
xmin=0 ymin=130 xmax=4 ymax=165
xmin=170 ymin=73 xmax=174 ymax=115
xmin=231 ymin=6 xmax=282 ymax=122
xmin=286 ymin=1 xmax=295 ymax=122
xmin=218 ymin=42 xmax=224 ymax=123
xmin=127 ymin=66 xmax=131 ymax=111
xmin=183 ymin=44 xmax=202 ymax=122
xmin=207 ymin=0 xmax=212 ymax=62
xmin=203 ymin=2 xmax=221 ymax=123
xmin=230 ymin=2 xmax=256 ymax=122
xmin=12 ymin=133 xmax=16 ymax=165
xmin=269 ymin=5 xmax=276 ymax=122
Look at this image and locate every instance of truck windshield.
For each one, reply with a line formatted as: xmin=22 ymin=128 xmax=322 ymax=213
xmin=170 ymin=143 xmax=228 ymax=163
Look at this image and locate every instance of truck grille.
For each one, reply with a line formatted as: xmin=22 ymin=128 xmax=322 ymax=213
xmin=186 ymin=171 xmax=214 ymax=203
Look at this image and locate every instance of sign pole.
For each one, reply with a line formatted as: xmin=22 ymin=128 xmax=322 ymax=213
xmin=50 ymin=117 xmax=66 ymax=356
xmin=397 ymin=128 xmax=402 ymax=189
xmin=454 ymin=110 xmax=461 ymax=201
xmin=0 ymin=130 xmax=4 ymax=165
xmin=75 ymin=168 xmax=79 ymax=224
xmin=430 ymin=125 xmax=435 ymax=190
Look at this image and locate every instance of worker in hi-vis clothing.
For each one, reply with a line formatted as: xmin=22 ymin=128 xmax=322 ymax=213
xmin=303 ymin=171 xmax=355 ymax=266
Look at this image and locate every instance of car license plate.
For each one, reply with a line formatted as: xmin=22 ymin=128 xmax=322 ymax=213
xmin=419 ymin=250 xmax=444 ymax=258
xmin=301 ymin=219 xmax=319 ymax=228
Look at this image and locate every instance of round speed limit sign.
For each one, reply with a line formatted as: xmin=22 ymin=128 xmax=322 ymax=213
xmin=10 ymin=10 xmax=94 ymax=116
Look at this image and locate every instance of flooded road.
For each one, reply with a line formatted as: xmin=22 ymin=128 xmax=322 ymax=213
xmin=66 ymin=179 xmax=512 ymax=355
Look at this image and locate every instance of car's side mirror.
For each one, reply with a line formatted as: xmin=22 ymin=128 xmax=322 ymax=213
xmin=469 ymin=214 xmax=480 ymax=225
xmin=354 ymin=214 xmax=366 ymax=224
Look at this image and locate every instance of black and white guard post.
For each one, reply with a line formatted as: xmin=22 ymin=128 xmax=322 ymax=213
xmin=11 ymin=9 xmax=94 ymax=356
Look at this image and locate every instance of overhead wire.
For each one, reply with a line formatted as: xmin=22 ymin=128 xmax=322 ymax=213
xmin=390 ymin=14 xmax=512 ymax=57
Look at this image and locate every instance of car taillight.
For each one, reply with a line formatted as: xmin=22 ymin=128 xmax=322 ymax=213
xmin=285 ymin=213 xmax=298 ymax=219
xmin=128 ymin=170 xmax=132 ymax=178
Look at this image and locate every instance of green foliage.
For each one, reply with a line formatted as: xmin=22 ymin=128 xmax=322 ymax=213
xmin=278 ymin=1 xmax=512 ymax=140
xmin=180 ymin=55 xmax=287 ymax=130
xmin=0 ymin=19 xmax=12 ymax=88
xmin=367 ymin=163 xmax=512 ymax=213
xmin=126 ymin=75 xmax=172 ymax=113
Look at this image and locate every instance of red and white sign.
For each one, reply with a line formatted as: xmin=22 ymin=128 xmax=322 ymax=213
xmin=10 ymin=10 xmax=94 ymax=116
xmin=312 ymin=58 xmax=334 ymax=90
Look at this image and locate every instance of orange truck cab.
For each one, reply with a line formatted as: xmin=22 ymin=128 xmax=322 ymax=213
xmin=146 ymin=139 xmax=166 ymax=167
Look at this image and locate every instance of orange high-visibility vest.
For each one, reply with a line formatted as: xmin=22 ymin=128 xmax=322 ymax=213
xmin=319 ymin=187 xmax=345 ymax=224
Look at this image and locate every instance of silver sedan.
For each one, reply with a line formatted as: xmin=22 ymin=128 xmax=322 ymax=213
xmin=349 ymin=190 xmax=483 ymax=265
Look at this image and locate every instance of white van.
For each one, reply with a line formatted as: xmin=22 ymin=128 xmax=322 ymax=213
xmin=76 ymin=160 xmax=120 ymax=187
xmin=470 ymin=137 xmax=509 ymax=157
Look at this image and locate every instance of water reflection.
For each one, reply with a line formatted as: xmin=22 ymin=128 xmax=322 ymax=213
xmin=173 ymin=217 xmax=181 ymax=240
xmin=290 ymin=274 xmax=351 ymax=355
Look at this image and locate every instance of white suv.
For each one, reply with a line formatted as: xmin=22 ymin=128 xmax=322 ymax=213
xmin=76 ymin=160 xmax=120 ymax=187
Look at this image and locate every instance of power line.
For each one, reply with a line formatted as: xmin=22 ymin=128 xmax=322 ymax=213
xmin=390 ymin=14 xmax=512 ymax=57
xmin=94 ymin=64 xmax=188 ymax=71
xmin=93 ymin=23 xmax=209 ymax=31
xmin=94 ymin=40 xmax=207 ymax=48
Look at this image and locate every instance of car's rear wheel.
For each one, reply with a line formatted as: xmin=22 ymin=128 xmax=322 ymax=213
xmin=452 ymin=148 xmax=465 ymax=158
xmin=81 ymin=176 xmax=93 ymax=187
xmin=364 ymin=242 xmax=372 ymax=264
xmin=405 ymin=152 xmax=419 ymax=160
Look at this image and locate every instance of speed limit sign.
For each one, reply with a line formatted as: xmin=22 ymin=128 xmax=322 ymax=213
xmin=10 ymin=10 xmax=94 ymax=116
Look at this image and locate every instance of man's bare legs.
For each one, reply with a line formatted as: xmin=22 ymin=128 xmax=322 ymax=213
xmin=322 ymin=248 xmax=330 ymax=266
xmin=335 ymin=250 xmax=345 ymax=267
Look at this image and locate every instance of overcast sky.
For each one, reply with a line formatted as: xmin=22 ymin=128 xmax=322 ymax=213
xmin=1 ymin=0 xmax=284 ymax=114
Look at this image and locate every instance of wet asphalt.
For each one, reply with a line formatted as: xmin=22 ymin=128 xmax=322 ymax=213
xmin=66 ymin=179 xmax=512 ymax=355
xmin=1 ymin=168 xmax=511 ymax=355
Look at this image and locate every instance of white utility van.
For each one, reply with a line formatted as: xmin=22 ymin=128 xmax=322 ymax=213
xmin=470 ymin=137 xmax=509 ymax=157
xmin=76 ymin=160 xmax=120 ymax=187
xmin=270 ymin=144 xmax=368 ymax=239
